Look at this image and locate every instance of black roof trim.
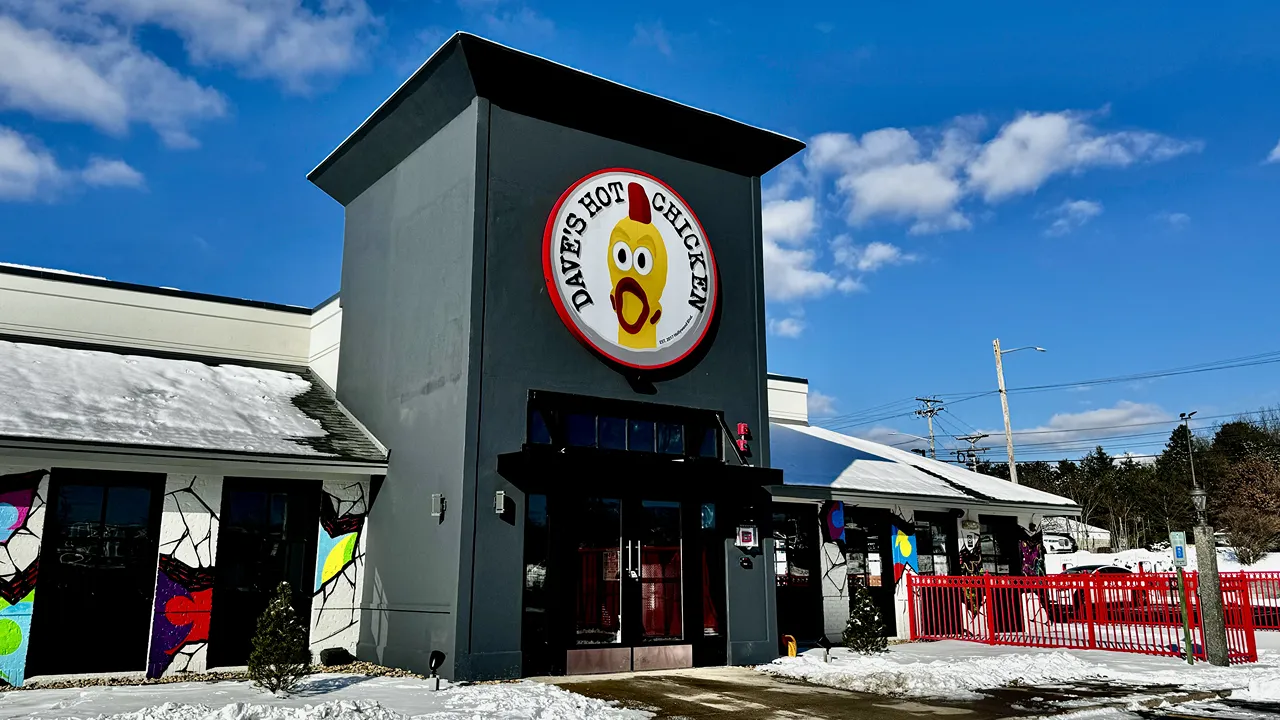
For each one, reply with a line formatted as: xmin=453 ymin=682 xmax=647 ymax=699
xmin=767 ymin=373 xmax=809 ymax=384
xmin=309 ymin=32 xmax=806 ymax=205
xmin=0 ymin=263 xmax=315 ymax=315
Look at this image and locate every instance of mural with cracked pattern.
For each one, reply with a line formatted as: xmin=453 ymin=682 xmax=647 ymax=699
xmin=0 ymin=469 xmax=49 ymax=687
xmin=310 ymin=480 xmax=369 ymax=654
xmin=146 ymin=475 xmax=221 ymax=679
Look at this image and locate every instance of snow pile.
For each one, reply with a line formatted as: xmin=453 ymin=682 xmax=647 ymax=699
xmin=1049 ymin=548 xmax=1280 ymax=574
xmin=0 ymin=675 xmax=651 ymax=720
xmin=1236 ymin=672 xmax=1280 ymax=702
xmin=759 ymin=638 xmax=1280 ymax=701
xmin=0 ymin=340 xmax=331 ymax=457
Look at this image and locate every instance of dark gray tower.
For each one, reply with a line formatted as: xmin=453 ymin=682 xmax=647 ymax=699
xmin=309 ymin=33 xmax=802 ymax=680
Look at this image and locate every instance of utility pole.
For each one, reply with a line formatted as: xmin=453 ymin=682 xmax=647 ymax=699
xmin=993 ymin=340 xmax=1046 ymax=485
xmin=955 ymin=433 xmax=990 ymax=472
xmin=914 ymin=397 xmax=944 ymax=460
xmin=993 ymin=338 xmax=1018 ymax=484
xmin=1182 ymin=411 xmax=1229 ymax=667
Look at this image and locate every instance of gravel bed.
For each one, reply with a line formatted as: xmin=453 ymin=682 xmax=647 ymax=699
xmin=3 ymin=662 xmax=427 ymax=693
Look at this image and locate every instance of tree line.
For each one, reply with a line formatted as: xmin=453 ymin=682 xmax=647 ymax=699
xmin=975 ymin=409 xmax=1280 ymax=564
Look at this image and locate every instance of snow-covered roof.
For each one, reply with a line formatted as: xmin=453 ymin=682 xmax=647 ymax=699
xmin=1041 ymin=517 xmax=1110 ymax=536
xmin=771 ymin=423 xmax=1079 ymax=510
xmin=0 ymin=339 xmax=385 ymax=464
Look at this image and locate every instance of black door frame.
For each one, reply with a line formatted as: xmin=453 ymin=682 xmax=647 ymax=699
xmin=207 ymin=478 xmax=321 ymax=669
xmin=28 ymin=469 xmax=166 ymax=677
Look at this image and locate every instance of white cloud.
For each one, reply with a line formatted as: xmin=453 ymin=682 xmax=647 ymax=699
xmin=762 ymin=240 xmax=838 ymax=301
xmin=1154 ymin=211 xmax=1190 ymax=229
xmin=81 ymin=156 xmax=144 ymax=187
xmin=968 ymin=111 xmax=1202 ymax=201
xmin=0 ymin=127 xmax=65 ymax=200
xmin=832 ymin=238 xmax=917 ymax=272
xmin=457 ymin=0 xmax=554 ymax=40
xmin=989 ymin=401 xmax=1171 ymax=457
xmin=70 ymin=0 xmax=376 ymax=91
xmin=1044 ymin=199 xmax=1103 ymax=237
xmin=1267 ymin=139 xmax=1280 ymax=163
xmin=768 ymin=317 xmax=806 ymax=338
xmin=0 ymin=13 xmax=227 ymax=147
xmin=632 ymin=21 xmax=672 ymax=57
xmin=761 ymin=197 xmax=817 ymax=245
xmin=0 ymin=126 xmax=146 ymax=201
xmin=808 ymin=391 xmax=838 ymax=418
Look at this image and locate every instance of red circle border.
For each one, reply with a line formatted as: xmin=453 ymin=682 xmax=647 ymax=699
xmin=542 ymin=167 xmax=720 ymax=371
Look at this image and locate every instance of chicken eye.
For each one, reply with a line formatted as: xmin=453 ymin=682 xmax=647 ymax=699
xmin=612 ymin=241 xmax=633 ymax=271
xmin=634 ymin=247 xmax=653 ymax=276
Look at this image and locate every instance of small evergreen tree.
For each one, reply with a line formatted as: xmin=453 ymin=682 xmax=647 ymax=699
xmin=249 ymin=582 xmax=311 ymax=694
xmin=842 ymin=584 xmax=888 ymax=654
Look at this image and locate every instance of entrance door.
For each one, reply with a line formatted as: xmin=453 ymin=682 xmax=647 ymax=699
xmin=207 ymin=480 xmax=319 ymax=668
xmin=28 ymin=471 xmax=164 ymax=676
xmin=566 ymin=497 xmax=690 ymax=674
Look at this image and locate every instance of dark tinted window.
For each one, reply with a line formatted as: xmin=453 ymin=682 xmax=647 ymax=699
xmin=598 ymin=417 xmax=626 ymax=450
xmin=528 ymin=409 xmax=552 ymax=444
xmin=566 ymin=414 xmax=596 ymax=447
xmin=695 ymin=426 xmax=719 ymax=458
xmin=628 ymin=419 xmax=655 ymax=452
xmin=657 ymin=423 xmax=683 ymax=455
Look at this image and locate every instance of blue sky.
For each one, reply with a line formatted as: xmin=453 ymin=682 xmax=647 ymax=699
xmin=2 ymin=0 xmax=1279 ymax=462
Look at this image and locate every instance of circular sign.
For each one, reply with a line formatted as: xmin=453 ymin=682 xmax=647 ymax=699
xmin=543 ymin=168 xmax=718 ymax=370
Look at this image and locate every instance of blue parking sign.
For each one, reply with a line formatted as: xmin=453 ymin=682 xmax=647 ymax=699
xmin=1169 ymin=531 xmax=1188 ymax=568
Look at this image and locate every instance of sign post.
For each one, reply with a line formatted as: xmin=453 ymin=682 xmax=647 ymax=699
xmin=1171 ymin=531 xmax=1194 ymax=665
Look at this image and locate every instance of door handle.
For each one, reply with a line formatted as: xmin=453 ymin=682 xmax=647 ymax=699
xmin=625 ymin=540 xmax=639 ymax=580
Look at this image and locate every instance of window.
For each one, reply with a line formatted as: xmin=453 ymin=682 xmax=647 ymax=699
xmin=657 ymin=423 xmax=684 ymax=455
xmin=694 ymin=426 xmax=719 ymax=458
xmin=528 ymin=409 xmax=552 ymax=445
xmin=566 ymin=414 xmax=596 ymax=447
xmin=598 ymin=417 xmax=626 ymax=450
xmin=627 ymin=420 xmax=655 ymax=451
xmin=914 ymin=517 xmax=952 ymax=576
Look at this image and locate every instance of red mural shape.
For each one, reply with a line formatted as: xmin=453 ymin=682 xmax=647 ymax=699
xmin=162 ymin=588 xmax=212 ymax=653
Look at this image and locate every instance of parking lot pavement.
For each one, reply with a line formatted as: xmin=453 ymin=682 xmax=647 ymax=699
xmin=545 ymin=666 xmax=1043 ymax=720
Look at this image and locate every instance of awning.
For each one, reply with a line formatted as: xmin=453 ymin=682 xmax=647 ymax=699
xmin=0 ymin=338 xmax=386 ymax=467
xmin=770 ymin=422 xmax=1079 ymax=513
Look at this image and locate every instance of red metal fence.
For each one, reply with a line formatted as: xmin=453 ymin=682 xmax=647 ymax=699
xmin=908 ymin=572 xmax=1259 ymax=664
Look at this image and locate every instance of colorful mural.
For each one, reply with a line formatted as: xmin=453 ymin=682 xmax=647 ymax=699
xmin=1020 ymin=529 xmax=1046 ymax=576
xmin=820 ymin=501 xmax=845 ymax=545
xmin=889 ymin=515 xmax=917 ymax=584
xmin=311 ymin=480 xmax=369 ymax=654
xmin=0 ymin=469 xmax=48 ymax=687
xmin=146 ymin=475 xmax=220 ymax=679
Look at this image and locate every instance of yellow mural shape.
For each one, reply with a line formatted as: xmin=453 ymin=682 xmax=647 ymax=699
xmin=894 ymin=529 xmax=913 ymax=556
xmin=321 ymin=533 xmax=358 ymax=585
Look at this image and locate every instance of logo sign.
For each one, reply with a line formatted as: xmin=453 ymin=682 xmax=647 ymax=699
xmin=736 ymin=525 xmax=758 ymax=549
xmin=543 ymin=169 xmax=719 ymax=370
xmin=1170 ymin=531 xmax=1188 ymax=568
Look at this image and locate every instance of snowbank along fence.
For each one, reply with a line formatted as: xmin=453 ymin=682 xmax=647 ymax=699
xmin=907 ymin=572 xmax=1262 ymax=663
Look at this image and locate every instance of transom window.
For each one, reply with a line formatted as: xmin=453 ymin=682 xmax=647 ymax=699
xmin=526 ymin=390 xmax=723 ymax=461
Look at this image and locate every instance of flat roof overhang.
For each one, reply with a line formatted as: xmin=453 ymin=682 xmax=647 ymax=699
xmin=498 ymin=444 xmax=781 ymax=493
xmin=767 ymin=483 xmax=1082 ymax=517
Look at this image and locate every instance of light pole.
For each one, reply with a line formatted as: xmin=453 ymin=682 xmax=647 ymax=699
xmin=1182 ymin=410 xmax=1228 ymax=667
xmin=993 ymin=340 xmax=1045 ymax=485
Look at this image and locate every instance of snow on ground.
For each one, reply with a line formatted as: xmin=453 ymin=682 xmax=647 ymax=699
xmin=759 ymin=633 xmax=1280 ymax=701
xmin=1048 ymin=548 xmax=1280 ymax=575
xmin=0 ymin=673 xmax=651 ymax=720
xmin=0 ymin=340 xmax=334 ymax=457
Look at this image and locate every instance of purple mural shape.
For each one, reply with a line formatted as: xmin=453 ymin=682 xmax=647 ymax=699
xmin=147 ymin=556 xmax=214 ymax=679
xmin=1020 ymin=530 xmax=1046 ymax=577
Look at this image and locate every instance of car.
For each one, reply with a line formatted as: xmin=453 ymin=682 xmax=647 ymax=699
xmin=1048 ymin=565 xmax=1154 ymax=617
xmin=1043 ymin=533 xmax=1078 ymax=554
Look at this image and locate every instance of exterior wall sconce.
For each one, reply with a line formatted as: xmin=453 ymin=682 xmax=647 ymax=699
xmin=494 ymin=490 xmax=505 ymax=515
xmin=431 ymin=493 xmax=446 ymax=519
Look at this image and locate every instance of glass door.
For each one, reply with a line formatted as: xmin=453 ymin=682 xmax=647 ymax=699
xmin=565 ymin=497 xmax=689 ymax=674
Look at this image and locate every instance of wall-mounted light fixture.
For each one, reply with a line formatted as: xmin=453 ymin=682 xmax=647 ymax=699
xmin=431 ymin=493 xmax=446 ymax=519
xmin=494 ymin=490 xmax=505 ymax=515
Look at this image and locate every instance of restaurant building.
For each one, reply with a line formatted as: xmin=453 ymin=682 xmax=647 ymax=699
xmin=0 ymin=33 xmax=1078 ymax=687
xmin=0 ymin=32 xmax=800 ymax=685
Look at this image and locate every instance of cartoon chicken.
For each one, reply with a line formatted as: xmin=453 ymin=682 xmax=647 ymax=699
xmin=608 ymin=183 xmax=668 ymax=349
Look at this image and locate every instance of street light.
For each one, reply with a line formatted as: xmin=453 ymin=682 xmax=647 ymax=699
xmin=1180 ymin=409 xmax=1228 ymax=666
xmin=993 ymin=340 xmax=1046 ymax=485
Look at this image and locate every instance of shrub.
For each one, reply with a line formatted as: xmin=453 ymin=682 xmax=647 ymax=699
xmin=249 ymin=582 xmax=311 ymax=694
xmin=842 ymin=583 xmax=888 ymax=654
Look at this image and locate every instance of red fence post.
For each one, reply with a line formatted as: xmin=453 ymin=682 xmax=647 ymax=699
xmin=908 ymin=574 xmax=920 ymax=641
xmin=983 ymin=574 xmax=996 ymax=645
xmin=1083 ymin=573 xmax=1097 ymax=650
